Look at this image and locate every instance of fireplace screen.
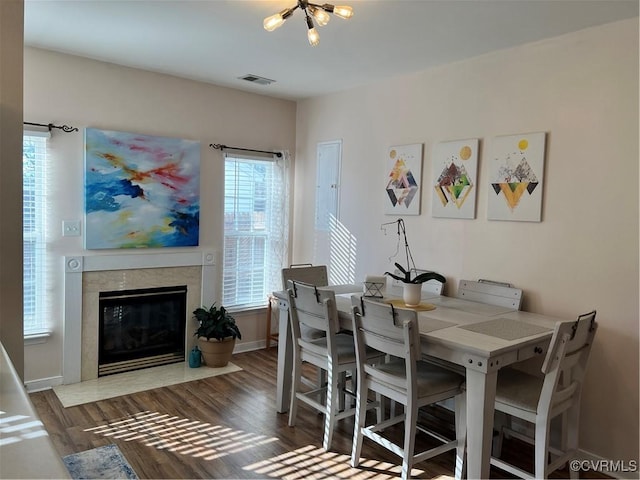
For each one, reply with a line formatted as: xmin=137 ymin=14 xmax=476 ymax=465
xmin=99 ymin=285 xmax=187 ymax=376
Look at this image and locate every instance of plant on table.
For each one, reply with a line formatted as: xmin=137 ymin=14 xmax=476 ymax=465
xmin=382 ymin=218 xmax=446 ymax=305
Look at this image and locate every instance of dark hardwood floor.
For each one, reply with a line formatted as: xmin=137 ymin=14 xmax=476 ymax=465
xmin=30 ymin=348 xmax=608 ymax=479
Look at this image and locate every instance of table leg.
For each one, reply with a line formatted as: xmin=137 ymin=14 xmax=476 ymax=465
xmin=275 ymin=299 xmax=293 ymax=413
xmin=465 ymin=368 xmax=498 ymax=480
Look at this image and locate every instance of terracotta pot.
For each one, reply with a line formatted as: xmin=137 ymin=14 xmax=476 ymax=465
xmin=198 ymin=337 xmax=236 ymax=367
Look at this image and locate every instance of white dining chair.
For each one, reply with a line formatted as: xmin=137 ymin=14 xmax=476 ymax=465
xmin=282 ymin=264 xmax=329 ymax=288
xmin=490 ymin=310 xmax=598 ymax=479
xmin=265 ymin=264 xmax=329 ymax=349
xmin=458 ymin=278 xmax=523 ymax=309
xmin=287 ymin=281 xmax=383 ymax=451
xmin=350 ymin=296 xmax=466 ymax=480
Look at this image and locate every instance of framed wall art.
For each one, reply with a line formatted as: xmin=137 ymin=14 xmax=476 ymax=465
xmin=431 ymin=138 xmax=478 ymax=219
xmin=84 ymin=128 xmax=201 ymax=249
xmin=487 ymin=132 xmax=546 ymax=222
xmin=384 ymin=143 xmax=423 ymax=215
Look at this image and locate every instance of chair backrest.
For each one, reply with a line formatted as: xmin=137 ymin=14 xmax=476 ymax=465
xmin=287 ymin=280 xmax=338 ymax=346
xmin=457 ymin=279 xmax=522 ymax=309
xmin=422 ymin=279 xmax=445 ymax=296
xmin=539 ymin=310 xmax=597 ymax=413
xmin=282 ymin=264 xmax=328 ymax=290
xmin=350 ymin=296 xmax=420 ymax=371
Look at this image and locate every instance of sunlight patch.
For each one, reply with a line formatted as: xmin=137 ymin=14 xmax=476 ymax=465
xmin=243 ymin=444 xmax=425 ymax=479
xmin=85 ymin=410 xmax=277 ymax=460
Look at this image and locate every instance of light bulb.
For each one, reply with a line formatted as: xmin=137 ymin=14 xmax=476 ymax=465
xmin=263 ymin=8 xmax=294 ymax=31
xmin=305 ymin=14 xmax=320 ymax=46
xmin=310 ymin=7 xmax=330 ymax=26
xmin=307 ymin=27 xmax=320 ymax=46
xmin=332 ymin=5 xmax=353 ymax=19
xmin=263 ymin=13 xmax=285 ymax=31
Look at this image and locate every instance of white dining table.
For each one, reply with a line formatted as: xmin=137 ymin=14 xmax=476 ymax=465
xmin=273 ymin=284 xmax=562 ymax=479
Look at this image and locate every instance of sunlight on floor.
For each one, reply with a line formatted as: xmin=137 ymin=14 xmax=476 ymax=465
xmin=243 ymin=444 xmax=427 ymax=479
xmin=0 ymin=410 xmax=49 ymax=447
xmin=84 ymin=410 xmax=277 ymax=460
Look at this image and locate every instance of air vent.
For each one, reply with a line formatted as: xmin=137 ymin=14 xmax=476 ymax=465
xmin=239 ymin=74 xmax=275 ymax=86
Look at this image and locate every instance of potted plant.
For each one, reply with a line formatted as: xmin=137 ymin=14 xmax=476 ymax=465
xmin=382 ymin=218 xmax=446 ymax=306
xmin=193 ymin=303 xmax=241 ymax=367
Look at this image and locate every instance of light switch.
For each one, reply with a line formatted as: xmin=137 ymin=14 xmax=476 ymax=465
xmin=63 ymin=220 xmax=81 ymax=237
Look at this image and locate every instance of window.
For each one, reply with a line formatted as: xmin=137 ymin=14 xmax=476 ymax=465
xmin=23 ymin=133 xmax=49 ymax=336
xmin=223 ymin=153 xmax=289 ymax=309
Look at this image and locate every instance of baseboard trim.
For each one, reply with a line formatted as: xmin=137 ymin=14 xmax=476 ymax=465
xmin=234 ymin=340 xmax=265 ymax=353
xmin=25 ymin=375 xmax=64 ymax=393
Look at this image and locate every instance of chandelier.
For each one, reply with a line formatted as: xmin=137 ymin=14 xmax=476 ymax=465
xmin=263 ymin=0 xmax=354 ymax=47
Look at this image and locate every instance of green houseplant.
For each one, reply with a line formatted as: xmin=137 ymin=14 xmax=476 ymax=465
xmin=193 ymin=303 xmax=241 ymax=367
xmin=382 ymin=218 xmax=446 ymax=306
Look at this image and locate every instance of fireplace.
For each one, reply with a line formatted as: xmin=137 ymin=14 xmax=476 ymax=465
xmin=64 ymin=252 xmax=214 ymax=384
xmin=98 ymin=285 xmax=187 ymax=376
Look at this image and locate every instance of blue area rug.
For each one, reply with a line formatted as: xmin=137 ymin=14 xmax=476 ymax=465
xmin=63 ymin=444 xmax=138 ymax=479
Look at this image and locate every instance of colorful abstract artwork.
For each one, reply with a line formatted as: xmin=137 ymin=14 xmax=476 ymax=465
xmin=84 ymin=128 xmax=200 ymax=249
xmin=487 ymin=132 xmax=546 ymax=222
xmin=431 ymin=139 xmax=478 ymax=219
xmin=384 ymin=143 xmax=423 ymax=215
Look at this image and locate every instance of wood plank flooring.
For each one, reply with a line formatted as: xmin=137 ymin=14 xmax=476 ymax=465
xmin=30 ymin=348 xmax=609 ymax=479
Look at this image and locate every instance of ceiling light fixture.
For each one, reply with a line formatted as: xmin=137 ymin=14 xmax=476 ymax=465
xmin=263 ymin=0 xmax=353 ymax=47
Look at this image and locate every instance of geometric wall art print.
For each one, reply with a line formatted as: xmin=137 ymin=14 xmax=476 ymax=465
xmin=384 ymin=143 xmax=423 ymax=215
xmin=84 ymin=128 xmax=201 ymax=249
xmin=431 ymin=138 xmax=479 ymax=219
xmin=487 ymin=132 xmax=546 ymax=222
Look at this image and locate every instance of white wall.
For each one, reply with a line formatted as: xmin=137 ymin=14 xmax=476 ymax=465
xmin=23 ymin=47 xmax=296 ymax=384
xmin=294 ymin=19 xmax=639 ymax=462
xmin=0 ymin=0 xmax=25 ymax=377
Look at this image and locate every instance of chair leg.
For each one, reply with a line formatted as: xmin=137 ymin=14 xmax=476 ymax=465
xmin=535 ymin=416 xmax=552 ymax=479
xmin=265 ymin=298 xmax=272 ymax=349
xmin=454 ymin=392 xmax=467 ymax=480
xmin=401 ymin=402 xmax=418 ymax=480
xmin=317 ymin=368 xmax=326 ymax=393
xmin=288 ymin=353 xmax=302 ymax=427
xmin=375 ymin=392 xmax=383 ymax=424
xmin=566 ymin=404 xmax=581 ymax=479
xmin=338 ymin=371 xmax=347 ymax=411
xmin=351 ymin=377 xmax=367 ymax=468
xmin=323 ymin=366 xmax=340 ymax=451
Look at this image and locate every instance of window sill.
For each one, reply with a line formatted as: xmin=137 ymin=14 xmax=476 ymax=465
xmin=24 ymin=332 xmax=51 ymax=345
xmin=227 ymin=305 xmax=268 ymax=316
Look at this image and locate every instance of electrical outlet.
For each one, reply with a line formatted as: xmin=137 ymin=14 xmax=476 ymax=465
xmin=63 ymin=220 xmax=81 ymax=237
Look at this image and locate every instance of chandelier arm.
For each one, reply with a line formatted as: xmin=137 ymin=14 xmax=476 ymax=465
xmin=279 ymin=5 xmax=298 ymax=21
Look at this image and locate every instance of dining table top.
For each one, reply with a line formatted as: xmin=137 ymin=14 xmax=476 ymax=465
xmin=275 ymin=283 xmax=560 ymax=369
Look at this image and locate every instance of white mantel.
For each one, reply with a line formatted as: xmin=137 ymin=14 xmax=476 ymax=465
xmin=63 ymin=251 xmax=216 ymax=384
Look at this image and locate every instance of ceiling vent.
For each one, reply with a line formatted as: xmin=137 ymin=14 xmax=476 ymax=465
xmin=239 ymin=74 xmax=275 ymax=86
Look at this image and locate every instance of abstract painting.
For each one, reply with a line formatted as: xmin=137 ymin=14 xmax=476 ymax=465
xmin=384 ymin=143 xmax=423 ymax=215
xmin=487 ymin=132 xmax=546 ymax=222
xmin=85 ymin=128 xmax=200 ymax=248
xmin=431 ymin=138 xmax=478 ymax=219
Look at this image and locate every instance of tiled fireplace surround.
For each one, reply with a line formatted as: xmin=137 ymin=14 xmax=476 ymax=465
xmin=64 ymin=251 xmax=216 ymax=384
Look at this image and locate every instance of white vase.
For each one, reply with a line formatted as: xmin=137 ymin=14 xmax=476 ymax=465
xmin=402 ymin=283 xmax=422 ymax=307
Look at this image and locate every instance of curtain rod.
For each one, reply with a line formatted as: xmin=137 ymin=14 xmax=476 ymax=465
xmin=23 ymin=122 xmax=78 ymax=133
xmin=210 ymin=143 xmax=282 ymax=158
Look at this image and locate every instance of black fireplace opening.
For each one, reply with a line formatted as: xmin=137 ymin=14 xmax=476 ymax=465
xmin=98 ymin=285 xmax=187 ymax=376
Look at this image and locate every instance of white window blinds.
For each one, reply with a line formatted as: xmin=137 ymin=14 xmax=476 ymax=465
xmin=23 ymin=133 xmax=49 ymax=335
xmin=223 ymin=152 xmax=289 ymax=309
